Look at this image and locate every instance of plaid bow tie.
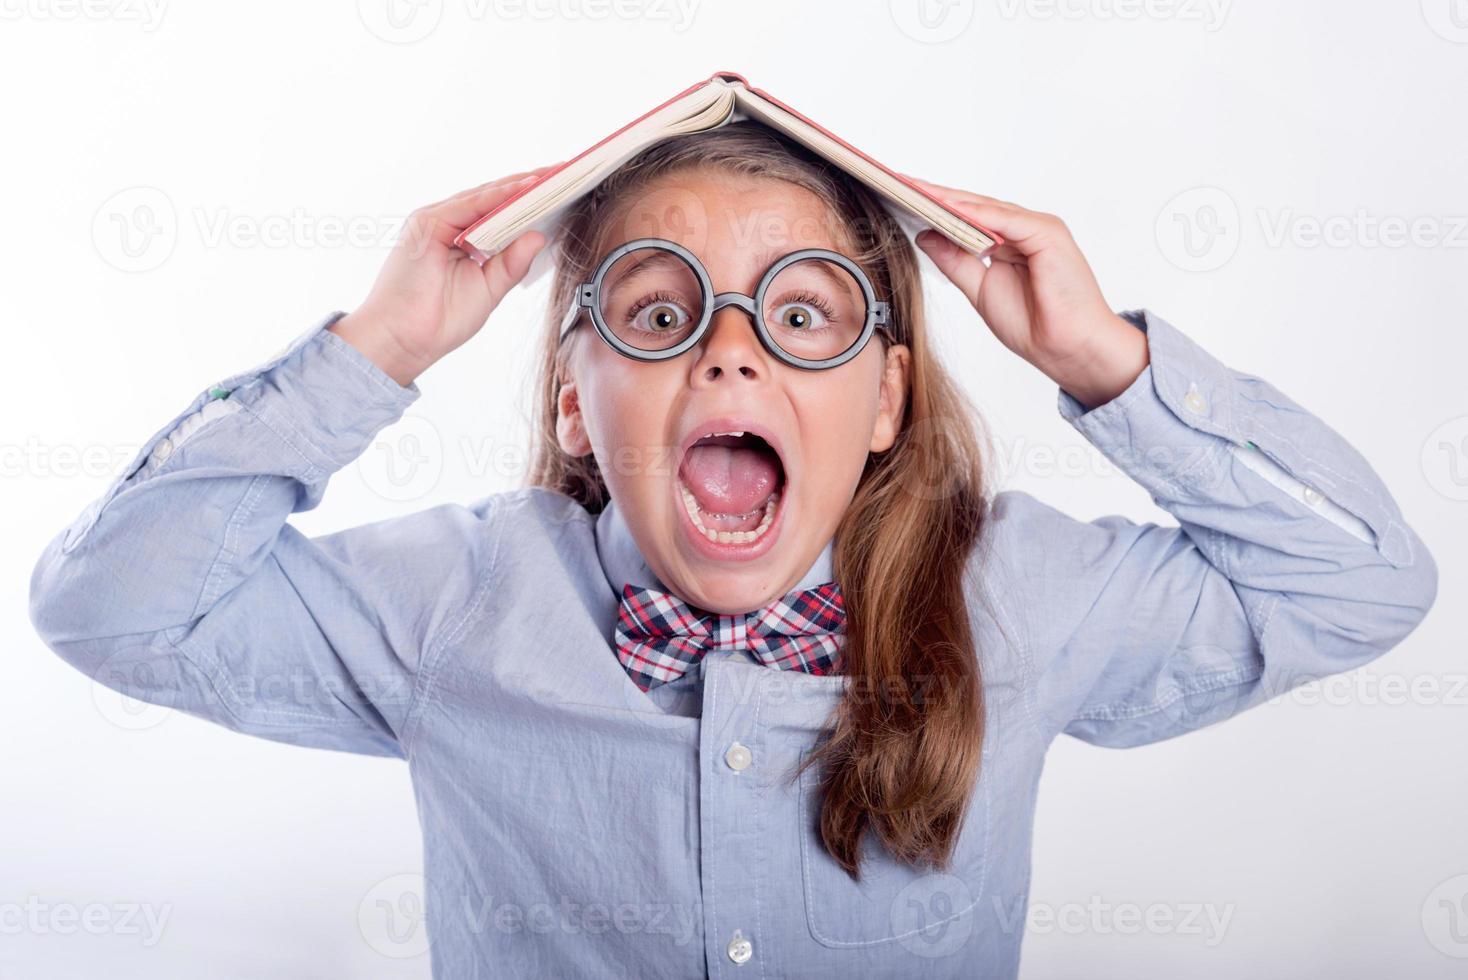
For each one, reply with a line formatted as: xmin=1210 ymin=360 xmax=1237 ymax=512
xmin=614 ymin=581 xmax=846 ymax=692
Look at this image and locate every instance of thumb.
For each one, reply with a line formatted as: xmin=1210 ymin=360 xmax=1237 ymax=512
xmin=480 ymin=230 xmax=548 ymax=303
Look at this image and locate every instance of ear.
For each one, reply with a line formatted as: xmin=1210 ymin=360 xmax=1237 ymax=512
xmin=555 ymin=377 xmax=594 ymax=457
xmin=869 ymin=342 xmax=911 ymax=453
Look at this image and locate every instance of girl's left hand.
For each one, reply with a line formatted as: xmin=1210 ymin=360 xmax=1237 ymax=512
xmin=905 ymin=176 xmax=1150 ymax=411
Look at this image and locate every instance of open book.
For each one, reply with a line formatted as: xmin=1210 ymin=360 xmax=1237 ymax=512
xmin=453 ymin=71 xmax=1002 ymax=283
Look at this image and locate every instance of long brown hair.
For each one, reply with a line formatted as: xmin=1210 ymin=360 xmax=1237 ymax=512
xmin=526 ymin=121 xmax=995 ymax=879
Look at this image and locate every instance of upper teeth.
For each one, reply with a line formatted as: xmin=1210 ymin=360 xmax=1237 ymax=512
xmin=705 ymin=430 xmax=745 ymax=438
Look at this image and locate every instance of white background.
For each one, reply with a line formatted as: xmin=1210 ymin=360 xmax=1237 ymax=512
xmin=3 ymin=1 xmax=1465 ymax=977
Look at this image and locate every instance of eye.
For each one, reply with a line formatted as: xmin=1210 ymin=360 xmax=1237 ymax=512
xmin=626 ymin=293 xmax=695 ymax=333
xmin=643 ymin=304 xmax=684 ymax=331
xmin=769 ymin=291 xmax=836 ymax=332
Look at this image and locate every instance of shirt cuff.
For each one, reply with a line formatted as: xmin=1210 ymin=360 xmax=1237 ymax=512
xmin=63 ymin=312 xmax=420 ymax=553
xmin=1056 ymin=308 xmax=1414 ymax=568
xmin=221 ymin=311 xmax=422 ymax=482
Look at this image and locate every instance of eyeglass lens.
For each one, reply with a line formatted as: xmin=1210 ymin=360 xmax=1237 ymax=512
xmin=596 ymin=246 xmax=870 ymax=362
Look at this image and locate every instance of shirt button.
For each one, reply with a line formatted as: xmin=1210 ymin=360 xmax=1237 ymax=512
xmin=727 ymin=930 xmax=753 ymax=965
xmin=151 ymin=437 xmax=174 ymax=463
xmin=1183 ymin=382 xmax=1209 ymax=415
xmin=1303 ymin=485 xmax=1323 ymax=505
xmin=724 ymin=741 xmax=752 ymax=772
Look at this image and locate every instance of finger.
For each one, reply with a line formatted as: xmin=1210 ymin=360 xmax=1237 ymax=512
xmin=432 ymin=166 xmax=559 ymax=230
xmin=480 ymin=229 xmax=548 ymax=304
xmin=922 ymin=195 xmax=1069 ymax=258
xmin=901 ymin=173 xmax=1022 ymax=212
xmin=902 ymin=173 xmax=1068 ymax=256
xmin=914 ymin=229 xmax=986 ymax=308
xmin=408 ymin=171 xmax=553 ymax=252
xmin=424 ymin=164 xmax=560 ymax=214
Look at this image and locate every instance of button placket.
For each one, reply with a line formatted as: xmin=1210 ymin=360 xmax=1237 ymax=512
xmin=699 ymin=659 xmax=770 ymax=975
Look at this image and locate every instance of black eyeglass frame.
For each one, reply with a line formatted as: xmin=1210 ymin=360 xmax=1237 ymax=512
xmin=557 ymin=237 xmax=893 ymax=371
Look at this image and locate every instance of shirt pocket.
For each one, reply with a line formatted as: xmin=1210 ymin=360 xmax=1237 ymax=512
xmin=796 ymin=746 xmax=992 ymax=950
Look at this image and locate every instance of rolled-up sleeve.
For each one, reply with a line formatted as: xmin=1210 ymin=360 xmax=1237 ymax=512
xmin=994 ymin=309 xmax=1439 ymax=748
xmin=27 ymin=312 xmax=487 ymax=758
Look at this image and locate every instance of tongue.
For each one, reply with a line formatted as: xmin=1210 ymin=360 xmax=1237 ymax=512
xmin=680 ymin=442 xmax=780 ymax=515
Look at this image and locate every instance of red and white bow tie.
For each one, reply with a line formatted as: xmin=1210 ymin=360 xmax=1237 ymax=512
xmin=614 ymin=581 xmax=846 ymax=692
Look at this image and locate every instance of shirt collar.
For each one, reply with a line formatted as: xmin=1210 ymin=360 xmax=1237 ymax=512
xmin=594 ymin=496 xmax=835 ymax=603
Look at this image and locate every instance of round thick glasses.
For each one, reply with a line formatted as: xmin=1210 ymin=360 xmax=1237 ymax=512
xmin=557 ymin=237 xmax=893 ymax=371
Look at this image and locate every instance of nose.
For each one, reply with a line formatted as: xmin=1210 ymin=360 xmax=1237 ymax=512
xmin=690 ymin=303 xmax=767 ymax=385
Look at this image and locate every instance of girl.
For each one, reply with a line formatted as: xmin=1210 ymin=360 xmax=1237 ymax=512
xmin=30 ymin=122 xmax=1437 ymax=977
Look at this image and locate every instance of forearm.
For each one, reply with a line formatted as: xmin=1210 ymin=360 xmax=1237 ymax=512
xmin=30 ymin=313 xmax=420 ymax=641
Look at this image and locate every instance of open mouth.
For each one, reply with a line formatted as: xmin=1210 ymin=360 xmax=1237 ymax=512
xmin=676 ymin=428 xmax=786 ymax=547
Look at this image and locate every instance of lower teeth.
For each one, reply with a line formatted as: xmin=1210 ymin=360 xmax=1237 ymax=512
xmin=679 ymin=482 xmax=779 ymax=544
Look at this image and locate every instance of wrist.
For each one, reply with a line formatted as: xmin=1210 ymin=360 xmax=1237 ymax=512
xmin=327 ymin=312 xmax=432 ymax=388
xmin=1039 ymin=313 xmax=1150 ymax=412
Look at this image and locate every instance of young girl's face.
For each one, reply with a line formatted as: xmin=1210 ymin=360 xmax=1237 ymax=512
xmin=556 ymin=169 xmax=911 ymax=614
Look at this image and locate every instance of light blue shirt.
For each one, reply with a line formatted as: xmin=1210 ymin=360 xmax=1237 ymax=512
xmin=28 ymin=308 xmax=1438 ymax=978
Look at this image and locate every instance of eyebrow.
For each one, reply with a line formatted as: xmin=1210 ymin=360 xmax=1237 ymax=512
xmin=612 ymin=250 xmax=694 ymax=283
xmin=753 ymin=249 xmax=863 ymax=305
xmin=608 ymin=243 xmax=868 ymax=301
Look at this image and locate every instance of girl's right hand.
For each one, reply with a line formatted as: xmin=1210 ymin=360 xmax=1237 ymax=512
xmin=328 ymin=166 xmax=559 ymax=387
